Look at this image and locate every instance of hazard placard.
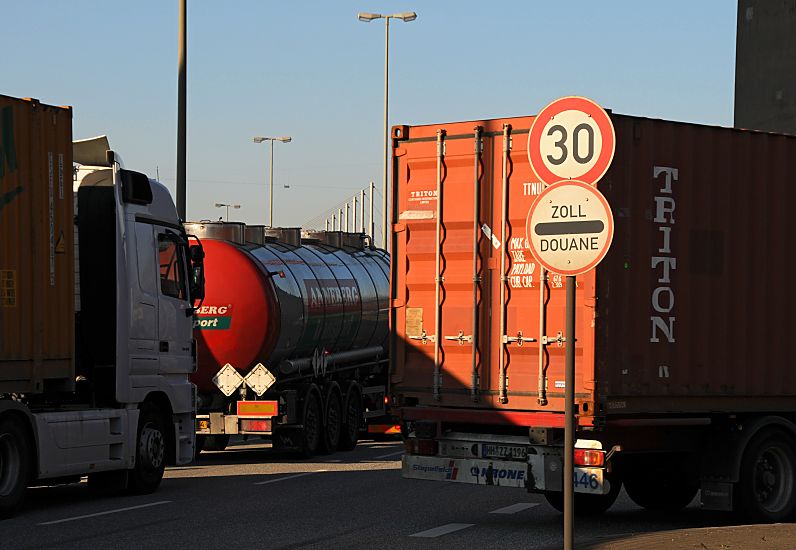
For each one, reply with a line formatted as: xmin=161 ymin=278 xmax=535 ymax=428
xmin=525 ymin=180 xmax=614 ymax=276
xmin=527 ymin=96 xmax=615 ymax=186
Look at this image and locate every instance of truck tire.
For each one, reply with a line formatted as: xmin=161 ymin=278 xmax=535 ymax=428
xmin=338 ymin=384 xmax=362 ymax=452
xmin=87 ymin=470 xmax=129 ymax=496
xmin=0 ymin=418 xmax=32 ymax=518
xmin=545 ymin=473 xmax=622 ymax=516
xmin=319 ymin=383 xmax=342 ymax=454
xmin=300 ymin=389 xmax=322 ymax=458
xmin=202 ymin=435 xmax=230 ymax=453
xmin=622 ymin=455 xmax=699 ymax=512
xmin=128 ymin=403 xmax=167 ymax=494
xmin=735 ymin=429 xmax=796 ymax=523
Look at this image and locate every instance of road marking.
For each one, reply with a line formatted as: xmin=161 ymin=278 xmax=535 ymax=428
xmin=254 ymin=470 xmax=328 ymax=485
xmin=489 ymin=502 xmax=539 ymax=514
xmin=410 ymin=523 xmax=475 ymax=538
xmin=39 ymin=501 xmax=172 ymax=525
xmin=374 ymin=450 xmax=404 ymax=459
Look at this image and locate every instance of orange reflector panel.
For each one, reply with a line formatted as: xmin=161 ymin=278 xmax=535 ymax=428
xmin=240 ymin=419 xmax=272 ymax=432
xmin=574 ymin=449 xmax=605 ymax=467
xmin=236 ymin=400 xmax=278 ymax=417
xmin=367 ymin=424 xmax=402 ymax=434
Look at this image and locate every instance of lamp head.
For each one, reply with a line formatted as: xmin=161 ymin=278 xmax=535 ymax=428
xmin=396 ymin=12 xmax=417 ymax=22
xmin=358 ymin=12 xmax=382 ymax=22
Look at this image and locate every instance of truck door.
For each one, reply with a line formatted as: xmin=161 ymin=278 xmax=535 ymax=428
xmin=156 ymin=230 xmax=193 ymax=374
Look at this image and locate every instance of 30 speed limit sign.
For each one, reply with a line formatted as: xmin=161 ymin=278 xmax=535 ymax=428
xmin=527 ymin=96 xmax=615 ymax=186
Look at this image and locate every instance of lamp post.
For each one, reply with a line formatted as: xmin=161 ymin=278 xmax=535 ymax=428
xmin=253 ymin=136 xmax=292 ymax=227
xmin=357 ymin=10 xmax=417 ymax=250
xmin=214 ymin=202 xmax=240 ymax=222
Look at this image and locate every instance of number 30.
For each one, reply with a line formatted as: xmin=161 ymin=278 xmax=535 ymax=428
xmin=546 ymin=123 xmax=595 ymax=165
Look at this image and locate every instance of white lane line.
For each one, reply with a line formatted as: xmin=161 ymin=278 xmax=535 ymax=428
xmin=410 ymin=523 xmax=475 ymax=538
xmin=489 ymin=502 xmax=539 ymax=515
xmin=254 ymin=470 xmax=328 ymax=486
xmin=374 ymin=450 xmax=405 ymax=459
xmin=39 ymin=501 xmax=171 ymax=525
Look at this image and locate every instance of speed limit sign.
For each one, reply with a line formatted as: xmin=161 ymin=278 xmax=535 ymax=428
xmin=527 ymin=96 xmax=615 ymax=186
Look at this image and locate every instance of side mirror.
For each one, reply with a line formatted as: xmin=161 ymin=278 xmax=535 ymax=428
xmin=189 ymin=243 xmax=205 ymax=303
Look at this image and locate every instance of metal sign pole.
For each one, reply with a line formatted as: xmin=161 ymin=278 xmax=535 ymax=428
xmin=564 ymin=274 xmax=576 ymax=550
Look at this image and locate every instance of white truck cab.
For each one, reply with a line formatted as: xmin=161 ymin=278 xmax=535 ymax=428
xmin=0 ymin=128 xmax=205 ymax=517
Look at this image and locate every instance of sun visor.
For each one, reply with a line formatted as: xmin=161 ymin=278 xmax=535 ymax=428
xmin=73 ymin=135 xmax=123 ymax=167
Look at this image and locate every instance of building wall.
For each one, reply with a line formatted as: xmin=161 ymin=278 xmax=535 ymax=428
xmin=735 ymin=0 xmax=796 ymax=134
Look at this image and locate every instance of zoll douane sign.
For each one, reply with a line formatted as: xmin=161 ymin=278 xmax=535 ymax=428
xmin=527 ymin=96 xmax=615 ymax=186
xmin=525 ymin=180 xmax=614 ymax=276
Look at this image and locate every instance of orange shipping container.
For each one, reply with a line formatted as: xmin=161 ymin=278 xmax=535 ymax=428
xmin=390 ymin=113 xmax=794 ymax=425
xmin=0 ymin=95 xmax=74 ymax=393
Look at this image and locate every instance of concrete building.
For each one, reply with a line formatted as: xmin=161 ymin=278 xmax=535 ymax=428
xmin=735 ymin=0 xmax=796 ymax=134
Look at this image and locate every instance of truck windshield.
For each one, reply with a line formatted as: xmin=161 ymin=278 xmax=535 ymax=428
xmin=158 ymin=233 xmax=187 ymax=300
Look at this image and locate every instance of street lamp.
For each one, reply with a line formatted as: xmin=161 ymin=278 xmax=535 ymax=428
xmin=253 ymin=136 xmax=293 ymax=227
xmin=214 ymin=202 xmax=240 ymax=222
xmin=357 ymin=10 xmax=417 ymax=250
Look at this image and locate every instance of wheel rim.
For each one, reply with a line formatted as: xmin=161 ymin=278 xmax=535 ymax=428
xmin=0 ymin=433 xmax=21 ymax=497
xmin=753 ymin=446 xmax=793 ymax=514
xmin=139 ymin=423 xmax=165 ymax=472
xmin=327 ymin=397 xmax=341 ymax=446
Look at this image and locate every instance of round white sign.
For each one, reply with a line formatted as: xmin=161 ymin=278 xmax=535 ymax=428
xmin=525 ymin=180 xmax=614 ymax=276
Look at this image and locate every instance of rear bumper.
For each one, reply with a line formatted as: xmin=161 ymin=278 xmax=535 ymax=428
xmin=196 ymin=412 xmax=274 ymax=435
xmin=402 ymin=453 xmax=608 ymax=494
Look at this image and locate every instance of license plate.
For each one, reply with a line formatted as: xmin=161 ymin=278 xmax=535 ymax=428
xmin=573 ymin=467 xmax=605 ymax=494
xmin=198 ymin=420 xmax=210 ymax=430
xmin=481 ymin=443 xmax=527 ymax=460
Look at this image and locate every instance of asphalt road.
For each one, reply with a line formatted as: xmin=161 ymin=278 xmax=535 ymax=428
xmin=1 ymin=438 xmax=748 ymax=549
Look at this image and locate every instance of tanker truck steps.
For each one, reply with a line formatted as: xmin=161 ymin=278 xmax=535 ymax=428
xmin=186 ymin=222 xmax=391 ymax=458
xmin=0 ymin=95 xmax=205 ymax=517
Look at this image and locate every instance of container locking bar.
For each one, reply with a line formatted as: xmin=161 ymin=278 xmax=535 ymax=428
xmin=432 ymin=129 xmax=446 ymax=402
xmin=498 ymin=124 xmax=512 ymax=404
xmin=470 ymin=126 xmax=484 ymax=402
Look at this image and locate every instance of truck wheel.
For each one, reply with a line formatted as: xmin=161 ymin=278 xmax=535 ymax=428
xmin=87 ymin=470 xmax=129 ymax=496
xmin=320 ymin=384 xmax=342 ymax=454
xmin=545 ymin=473 xmax=622 ymax=516
xmin=0 ymin=418 xmax=32 ymax=518
xmin=300 ymin=390 xmax=322 ymax=458
xmin=622 ymin=456 xmax=699 ymax=512
xmin=625 ymin=478 xmax=698 ymax=512
xmin=202 ymin=435 xmax=230 ymax=452
xmin=128 ymin=404 xmax=167 ymax=495
xmin=338 ymin=385 xmax=362 ymax=451
xmin=735 ymin=429 xmax=796 ymax=522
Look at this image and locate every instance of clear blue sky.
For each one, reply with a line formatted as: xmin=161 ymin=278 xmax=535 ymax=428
xmin=3 ymin=1 xmax=736 ymax=232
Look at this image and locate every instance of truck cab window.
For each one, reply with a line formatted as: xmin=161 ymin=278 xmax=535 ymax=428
xmin=158 ymin=233 xmax=187 ymax=300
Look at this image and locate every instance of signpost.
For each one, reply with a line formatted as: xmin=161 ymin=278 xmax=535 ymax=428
xmin=526 ymin=96 xmax=615 ymax=550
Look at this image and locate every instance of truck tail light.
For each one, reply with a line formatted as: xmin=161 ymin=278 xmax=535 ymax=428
xmin=574 ymin=449 xmax=605 ymax=467
xmin=405 ymin=438 xmax=438 ymax=456
xmin=240 ymin=419 xmax=272 ymax=432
